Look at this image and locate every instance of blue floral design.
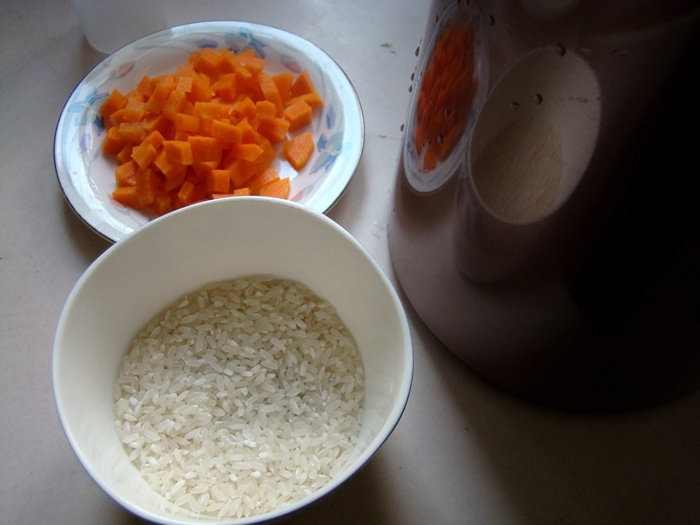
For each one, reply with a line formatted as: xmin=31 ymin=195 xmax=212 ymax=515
xmin=325 ymin=105 xmax=337 ymax=130
xmin=224 ymin=29 xmax=268 ymax=57
xmin=67 ymin=88 xmax=108 ymax=131
xmin=311 ymin=131 xmax=343 ymax=173
xmin=193 ymin=38 xmax=218 ymax=49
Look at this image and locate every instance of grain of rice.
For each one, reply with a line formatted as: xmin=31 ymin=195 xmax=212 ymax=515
xmin=114 ymin=275 xmax=364 ymax=520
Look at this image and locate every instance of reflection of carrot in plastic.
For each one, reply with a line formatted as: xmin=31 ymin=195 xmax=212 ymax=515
xmin=414 ymin=20 xmax=476 ymax=171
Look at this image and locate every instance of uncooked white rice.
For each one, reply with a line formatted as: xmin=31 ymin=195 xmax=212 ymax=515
xmin=113 ymin=275 xmax=364 ymax=519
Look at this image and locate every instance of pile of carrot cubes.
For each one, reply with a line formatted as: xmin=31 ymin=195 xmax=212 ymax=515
xmin=99 ymin=47 xmax=322 ymax=216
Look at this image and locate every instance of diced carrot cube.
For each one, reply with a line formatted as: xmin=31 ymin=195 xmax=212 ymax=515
xmin=258 ymin=73 xmax=284 ymax=116
xmin=135 ymin=167 xmax=161 ymax=206
xmin=117 ymin=121 xmax=146 ymax=144
xmin=163 ymin=140 xmax=194 ymax=165
xmin=189 ymin=73 xmax=212 ymax=103
xmin=137 ymin=76 xmax=155 ymax=97
xmin=258 ymin=117 xmax=290 ymax=144
xmin=205 ymin=169 xmax=231 ymax=194
xmin=177 ymin=179 xmax=197 ymax=206
xmin=163 ymin=165 xmax=186 ymax=192
xmin=247 ymin=167 xmax=279 ymax=194
xmin=144 ymin=81 xmax=176 ymax=114
xmin=162 ymin=89 xmax=188 ymax=121
xmin=272 ymin=72 xmax=294 ymax=104
xmin=175 ymin=112 xmax=200 ymax=133
xmin=131 ymin=141 xmax=158 ymax=169
xmin=258 ymin=177 xmax=290 ymax=199
xmin=99 ymin=89 xmax=127 ymax=119
xmin=190 ymin=47 xmax=225 ymax=77
xmin=193 ymin=101 xmax=231 ymax=119
xmin=150 ymin=190 xmax=173 ymax=216
xmin=188 ymin=135 xmax=222 ymax=164
xmin=212 ymin=73 xmax=238 ymax=101
xmin=211 ymin=119 xmax=242 ymax=144
xmin=114 ymin=160 xmax=138 ymax=187
xmin=229 ymin=143 xmax=263 ymax=163
xmin=289 ymin=70 xmax=315 ymax=98
xmin=112 ymin=186 xmax=142 ymax=208
xmin=283 ymin=100 xmax=312 ymax=132
xmin=255 ymin=99 xmax=277 ymax=122
xmin=283 ymin=131 xmax=315 ymax=170
xmin=115 ymin=144 xmax=133 ymax=165
xmin=235 ymin=117 xmax=259 ymax=144
xmin=101 ymin=126 xmax=124 ymax=155
xmin=287 ymin=91 xmax=324 ymax=108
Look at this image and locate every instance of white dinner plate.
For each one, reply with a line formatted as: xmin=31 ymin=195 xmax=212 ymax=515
xmin=55 ymin=21 xmax=364 ymax=242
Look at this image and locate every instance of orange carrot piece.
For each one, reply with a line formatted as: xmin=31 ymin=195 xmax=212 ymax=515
xmin=163 ymin=165 xmax=187 ymax=192
xmin=233 ymin=97 xmax=257 ymax=122
xmin=258 ymin=73 xmax=284 ymax=116
xmin=255 ymin=99 xmax=277 ymax=122
xmin=212 ymin=73 xmax=238 ymax=101
xmin=258 ymin=117 xmax=290 ymax=144
xmin=131 ymin=141 xmax=158 ymax=169
xmin=211 ymin=119 xmax=242 ymax=144
xmin=99 ymin=89 xmax=127 ymax=119
xmin=258 ymin=177 xmax=290 ymax=199
xmin=122 ymin=97 xmax=146 ymax=123
xmin=163 ymin=140 xmax=194 ymax=165
xmin=272 ymin=72 xmax=294 ymax=104
xmin=188 ymin=135 xmax=222 ymax=164
xmin=193 ymin=101 xmax=232 ymax=120
xmin=283 ymin=100 xmax=312 ymax=132
xmin=189 ymin=73 xmax=212 ymax=103
xmin=289 ymin=70 xmax=315 ymax=98
xmin=230 ymin=139 xmax=275 ymax=186
xmin=190 ymin=47 xmax=225 ymax=77
xmin=117 ymin=121 xmax=145 ymax=144
xmin=247 ymin=167 xmax=279 ymax=194
xmin=137 ymin=76 xmax=155 ymax=97
xmin=283 ymin=131 xmax=314 ymax=170
xmin=175 ymin=112 xmax=200 ymax=133
xmin=287 ymin=91 xmax=324 ymax=108
xmin=144 ymin=81 xmax=175 ymax=114
xmin=135 ymin=167 xmax=161 ymax=206
xmin=162 ymin=89 xmax=188 ymax=121
xmin=233 ymin=187 xmax=251 ymax=196
xmin=112 ymin=186 xmax=142 ymax=209
xmin=176 ymin=179 xmax=198 ymax=206
xmin=234 ymin=117 xmax=259 ymax=145
xmin=150 ymin=190 xmax=173 ymax=216
xmin=115 ymin=144 xmax=133 ymax=165
xmin=143 ymin=114 xmax=172 ymax=136
xmin=101 ymin=126 xmax=124 ymax=155
xmin=229 ymin=143 xmax=263 ymax=163
xmin=114 ymin=160 xmax=138 ymax=187
xmin=204 ymin=169 xmax=231 ymax=194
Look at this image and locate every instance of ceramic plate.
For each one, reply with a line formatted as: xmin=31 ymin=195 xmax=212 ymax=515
xmin=55 ymin=21 xmax=364 ymax=242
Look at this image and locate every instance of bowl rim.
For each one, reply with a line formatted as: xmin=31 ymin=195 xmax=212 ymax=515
xmin=52 ymin=196 xmax=413 ymax=524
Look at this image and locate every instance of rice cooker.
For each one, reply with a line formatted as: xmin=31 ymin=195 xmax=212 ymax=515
xmin=389 ymin=0 xmax=700 ymax=410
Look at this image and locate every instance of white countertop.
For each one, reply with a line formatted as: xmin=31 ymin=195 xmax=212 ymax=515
xmin=1 ymin=1 xmax=699 ymax=523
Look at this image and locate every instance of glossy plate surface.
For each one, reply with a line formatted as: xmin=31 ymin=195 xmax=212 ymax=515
xmin=55 ymin=21 xmax=364 ymax=242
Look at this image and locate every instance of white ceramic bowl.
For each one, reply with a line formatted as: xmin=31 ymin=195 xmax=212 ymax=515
xmin=55 ymin=21 xmax=364 ymax=242
xmin=53 ymin=197 xmax=412 ymax=524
